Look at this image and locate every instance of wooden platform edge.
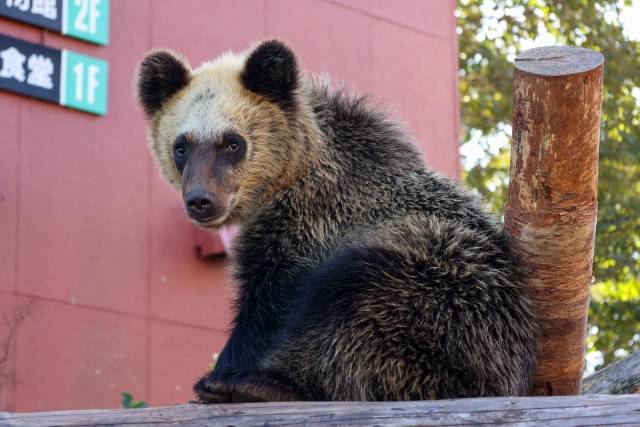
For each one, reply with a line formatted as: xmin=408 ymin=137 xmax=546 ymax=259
xmin=583 ymin=351 xmax=640 ymax=395
xmin=2 ymin=394 xmax=640 ymax=426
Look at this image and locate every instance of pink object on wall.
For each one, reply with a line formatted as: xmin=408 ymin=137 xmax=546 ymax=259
xmin=193 ymin=227 xmax=237 ymax=258
xmin=0 ymin=0 xmax=459 ymax=411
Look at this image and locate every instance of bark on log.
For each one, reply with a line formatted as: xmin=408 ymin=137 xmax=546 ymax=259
xmin=2 ymin=395 xmax=640 ymax=426
xmin=504 ymin=46 xmax=604 ymax=396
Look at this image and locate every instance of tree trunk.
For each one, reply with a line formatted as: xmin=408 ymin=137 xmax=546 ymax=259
xmin=504 ymin=46 xmax=604 ymax=396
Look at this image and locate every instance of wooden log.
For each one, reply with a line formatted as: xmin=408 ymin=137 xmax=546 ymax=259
xmin=2 ymin=395 xmax=640 ymax=426
xmin=504 ymin=46 xmax=604 ymax=396
xmin=583 ymin=351 xmax=640 ymax=395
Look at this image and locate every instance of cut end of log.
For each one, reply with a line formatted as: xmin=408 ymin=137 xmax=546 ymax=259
xmin=515 ymin=46 xmax=604 ymax=77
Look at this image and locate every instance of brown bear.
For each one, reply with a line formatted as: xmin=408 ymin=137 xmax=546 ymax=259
xmin=136 ymin=40 xmax=538 ymax=403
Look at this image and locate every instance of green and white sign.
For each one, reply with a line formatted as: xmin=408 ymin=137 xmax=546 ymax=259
xmin=0 ymin=0 xmax=110 ymax=45
xmin=0 ymin=33 xmax=108 ymax=115
xmin=61 ymin=49 xmax=108 ymax=115
xmin=63 ymin=0 xmax=110 ymax=45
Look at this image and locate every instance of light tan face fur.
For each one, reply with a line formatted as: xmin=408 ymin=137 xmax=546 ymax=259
xmin=146 ymin=52 xmax=297 ymax=228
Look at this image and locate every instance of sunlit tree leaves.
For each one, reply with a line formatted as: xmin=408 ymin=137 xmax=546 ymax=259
xmin=457 ymin=0 xmax=640 ymax=369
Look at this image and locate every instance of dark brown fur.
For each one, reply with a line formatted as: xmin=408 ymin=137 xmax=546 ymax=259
xmin=136 ymin=40 xmax=539 ymax=403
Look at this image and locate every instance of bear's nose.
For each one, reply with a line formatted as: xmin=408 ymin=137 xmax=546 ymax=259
xmin=185 ymin=189 xmax=215 ymax=220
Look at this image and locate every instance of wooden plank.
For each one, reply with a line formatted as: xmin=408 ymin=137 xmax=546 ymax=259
xmin=504 ymin=46 xmax=604 ymax=396
xmin=2 ymin=395 xmax=640 ymax=426
xmin=583 ymin=352 xmax=640 ymax=395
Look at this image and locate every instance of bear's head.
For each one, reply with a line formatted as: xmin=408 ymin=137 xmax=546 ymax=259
xmin=136 ymin=40 xmax=311 ymax=228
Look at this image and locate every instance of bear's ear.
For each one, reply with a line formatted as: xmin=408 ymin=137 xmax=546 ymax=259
xmin=136 ymin=50 xmax=191 ymax=117
xmin=241 ymin=40 xmax=299 ymax=109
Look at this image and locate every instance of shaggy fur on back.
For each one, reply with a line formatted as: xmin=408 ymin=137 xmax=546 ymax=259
xmin=136 ymin=40 xmax=538 ymax=403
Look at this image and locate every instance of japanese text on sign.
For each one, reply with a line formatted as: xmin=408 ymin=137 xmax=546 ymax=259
xmin=0 ymin=0 xmax=109 ymax=45
xmin=0 ymin=33 xmax=108 ymax=114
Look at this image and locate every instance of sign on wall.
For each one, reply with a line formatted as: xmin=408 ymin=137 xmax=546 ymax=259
xmin=0 ymin=0 xmax=109 ymax=45
xmin=0 ymin=33 xmax=108 ymax=114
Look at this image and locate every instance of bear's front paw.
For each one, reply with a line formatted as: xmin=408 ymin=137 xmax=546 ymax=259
xmin=193 ymin=373 xmax=234 ymax=404
xmin=231 ymin=374 xmax=300 ymax=403
xmin=193 ymin=372 xmax=300 ymax=404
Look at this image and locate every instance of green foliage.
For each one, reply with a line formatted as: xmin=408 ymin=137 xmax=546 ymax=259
xmin=121 ymin=392 xmax=148 ymax=409
xmin=457 ymin=0 xmax=640 ymax=369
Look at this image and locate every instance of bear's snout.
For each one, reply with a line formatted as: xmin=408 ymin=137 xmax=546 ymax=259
xmin=185 ymin=188 xmax=216 ymax=222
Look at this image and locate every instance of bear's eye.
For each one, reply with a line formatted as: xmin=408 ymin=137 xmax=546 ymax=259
xmin=225 ymin=134 xmax=244 ymax=153
xmin=174 ymin=141 xmax=187 ymax=157
xmin=173 ymin=136 xmax=189 ymax=172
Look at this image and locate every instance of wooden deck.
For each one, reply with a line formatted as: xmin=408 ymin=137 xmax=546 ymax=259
xmin=2 ymin=394 xmax=640 ymax=426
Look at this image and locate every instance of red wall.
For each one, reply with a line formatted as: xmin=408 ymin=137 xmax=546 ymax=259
xmin=0 ymin=0 xmax=459 ymax=411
